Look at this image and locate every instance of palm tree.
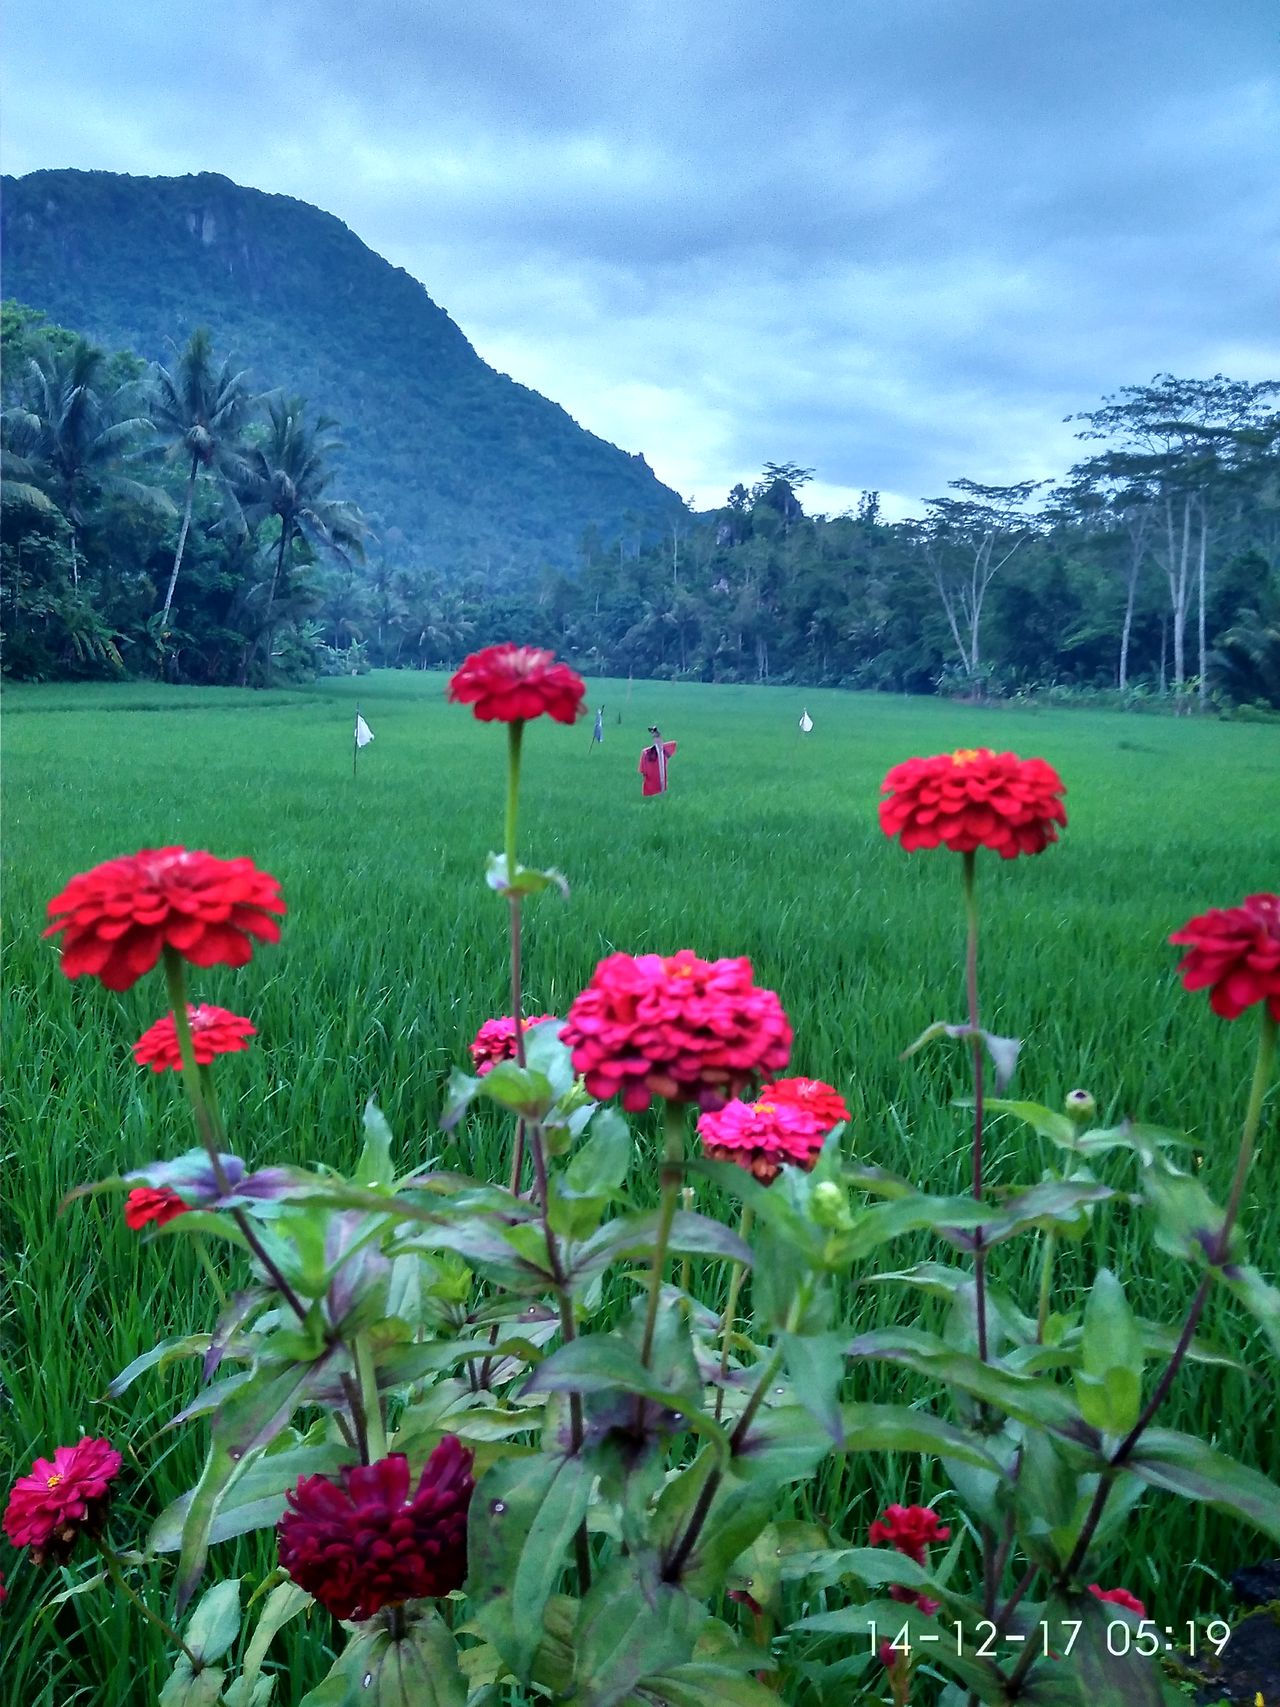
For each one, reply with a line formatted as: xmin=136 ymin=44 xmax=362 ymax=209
xmin=236 ymin=396 xmax=368 ymax=683
xmin=14 ymin=338 xmax=168 ymax=585
xmin=150 ymin=328 xmax=252 ymax=628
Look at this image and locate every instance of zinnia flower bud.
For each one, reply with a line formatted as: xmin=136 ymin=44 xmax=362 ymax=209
xmin=811 ymin=1179 xmax=853 ymax=1230
xmin=1064 ymin=1088 xmax=1096 ymax=1125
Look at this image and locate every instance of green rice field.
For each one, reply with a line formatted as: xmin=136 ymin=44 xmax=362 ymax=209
xmin=2 ymin=670 xmax=1278 ymax=1702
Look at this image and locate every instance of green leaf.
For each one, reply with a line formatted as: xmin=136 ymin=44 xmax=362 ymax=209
xmin=152 ymin=1439 xmax=347 ymax=1557
xmin=356 ymin=1099 xmax=395 ymax=1187
xmin=104 ymin=1334 xmax=215 ymax=1399
xmin=1127 ymin=1427 xmax=1280 ymax=1542
xmin=477 ymin=1060 xmax=554 ymax=1120
xmin=841 ymin=1402 xmax=1010 ymax=1475
xmin=562 ymin=1107 xmax=633 ymax=1198
xmin=845 ymin=1327 xmax=1095 ymax=1440
xmin=570 ymin=1556 xmax=707 ymax=1707
xmin=1140 ymin=1155 xmax=1229 ymax=1263
xmin=235 ymin=1581 xmax=312 ymax=1703
xmin=794 ymin=1599 xmax=1000 ymax=1697
xmin=1075 ymin=1269 xmax=1143 ymax=1434
xmin=945 ymin=1179 xmax=1114 ymax=1251
xmin=1219 ymin=1261 xmax=1280 ymax=1356
xmin=675 ymin=1473 xmax=777 ymax=1595
xmin=299 ymin=1612 xmax=466 ymax=1707
xmin=158 ymin=1662 xmax=229 ymax=1707
xmin=981 ymin=1099 xmax=1076 ymax=1145
xmin=779 ymin=1331 xmax=845 ymax=1443
xmin=43 ymin=1569 xmax=107 ymax=1608
xmin=522 ymin=1334 xmax=724 ymax=1445
xmin=484 ymin=851 xmax=570 ymax=899
xmin=467 ymin=1452 xmax=595 ymax=1682
xmin=183 ymin=1578 xmax=241 ymax=1664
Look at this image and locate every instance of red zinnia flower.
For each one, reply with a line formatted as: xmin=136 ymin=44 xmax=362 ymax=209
xmin=277 ymin=1438 xmax=474 ymax=1622
xmin=123 ymin=1186 xmax=191 ymax=1230
xmin=3 ymin=1437 xmax=123 ymax=1564
xmin=879 ymin=748 xmax=1067 ymax=859
xmin=133 ymin=1004 xmax=258 ymax=1073
xmin=869 ymin=1503 xmax=951 ymax=1566
xmin=446 ymin=643 xmax=587 ymax=725
xmin=1088 ymin=1584 xmax=1147 ymax=1618
xmin=758 ymin=1076 xmax=850 ymax=1131
xmin=469 ymin=1013 xmax=556 ymax=1076
xmin=44 ymin=848 xmax=285 ymax=992
xmin=1169 ymin=894 xmax=1280 ymax=1021
xmin=697 ymin=1097 xmax=827 ymax=1183
xmin=561 ymin=950 xmax=792 ymax=1113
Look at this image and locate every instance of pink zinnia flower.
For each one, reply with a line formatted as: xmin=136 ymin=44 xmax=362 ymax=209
xmin=697 ymin=1097 xmax=827 ymax=1183
xmin=869 ymin=1503 xmax=951 ymax=1566
xmin=561 ymin=950 xmax=792 ymax=1113
xmin=469 ymin=1013 xmax=556 ymax=1076
xmin=3 ymin=1438 xmax=123 ymax=1564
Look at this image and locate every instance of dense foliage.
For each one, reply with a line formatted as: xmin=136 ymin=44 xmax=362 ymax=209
xmin=3 ymin=284 xmax=1278 ymax=706
xmin=1 ymin=169 xmax=687 ymax=577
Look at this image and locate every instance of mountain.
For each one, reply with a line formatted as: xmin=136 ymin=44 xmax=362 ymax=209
xmin=0 ymin=168 xmax=688 ymax=576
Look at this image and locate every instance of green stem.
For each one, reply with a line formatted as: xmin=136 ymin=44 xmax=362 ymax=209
xmin=713 ymin=1205 xmax=754 ymax=1423
xmin=640 ymin=1100 xmax=687 ymax=1371
xmin=192 ymin=1236 xmax=227 ymax=1308
xmin=961 ymin=850 xmax=989 ymax=1365
xmin=1034 ymin=1230 xmax=1056 ymax=1344
xmin=1215 ymin=1007 xmax=1276 ymax=1261
xmin=100 ymin=1546 xmax=201 ymax=1672
xmin=354 ymin=1334 xmax=387 ymax=1461
xmin=162 ymin=949 xmax=309 ymax=1324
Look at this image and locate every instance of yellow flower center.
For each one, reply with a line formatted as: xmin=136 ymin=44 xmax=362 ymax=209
xmin=753 ymin=1101 xmax=777 ymax=1116
xmin=951 ymin=748 xmax=983 ymax=765
xmin=46 ymin=1473 xmax=63 ymax=1489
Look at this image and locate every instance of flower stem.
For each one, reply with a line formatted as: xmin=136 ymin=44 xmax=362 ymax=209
xmin=1035 ymin=1230 xmax=1056 ymax=1344
xmin=505 ymin=718 xmax=528 ymax=1191
xmin=961 ymin=850 xmax=989 ymax=1366
xmin=99 ymin=1545 xmax=201 ymax=1672
xmin=713 ymin=1205 xmax=754 ymax=1423
xmin=1215 ymin=1007 xmax=1276 ymax=1262
xmin=162 ymin=949 xmax=309 ymax=1324
xmin=354 ymin=1334 xmax=387 ymax=1461
xmin=640 ymin=1100 xmax=687 ymax=1371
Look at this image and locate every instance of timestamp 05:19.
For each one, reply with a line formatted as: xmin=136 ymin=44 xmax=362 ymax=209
xmin=869 ymin=1617 xmax=1232 ymax=1660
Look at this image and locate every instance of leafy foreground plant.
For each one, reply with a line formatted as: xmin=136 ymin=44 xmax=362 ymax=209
xmin=5 ymin=643 xmax=1278 ymax=1707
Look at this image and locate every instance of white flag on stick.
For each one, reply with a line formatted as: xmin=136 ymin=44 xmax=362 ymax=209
xmin=799 ymin=709 xmax=813 ymax=733
xmin=355 ymin=713 xmax=375 ymax=748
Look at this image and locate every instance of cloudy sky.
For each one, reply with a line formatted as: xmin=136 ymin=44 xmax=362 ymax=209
xmin=4 ymin=1 xmax=1277 ymax=519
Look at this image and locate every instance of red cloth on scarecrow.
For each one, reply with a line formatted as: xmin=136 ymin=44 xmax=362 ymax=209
xmin=639 ymin=741 xmax=677 ymax=796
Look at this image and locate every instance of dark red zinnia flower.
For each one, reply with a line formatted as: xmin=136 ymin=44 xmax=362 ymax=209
xmin=561 ymin=949 xmax=792 ymax=1113
xmin=697 ymin=1096 xmax=827 ymax=1183
xmin=133 ymin=1004 xmax=258 ymax=1073
xmin=879 ymin=748 xmax=1066 ymax=859
xmin=123 ymin=1186 xmax=191 ymax=1230
xmin=1088 ymin=1584 xmax=1147 ymax=1617
xmin=469 ymin=1013 xmax=556 ymax=1076
xmin=1169 ymin=894 xmax=1280 ymax=1021
xmin=44 ymin=848 xmax=285 ymax=992
xmin=446 ymin=643 xmax=587 ymax=725
xmin=277 ymin=1438 xmax=474 ymax=1622
xmin=3 ymin=1437 xmax=123 ymax=1564
xmin=758 ymin=1076 xmax=850 ymax=1131
xmin=868 ymin=1503 xmax=951 ymax=1566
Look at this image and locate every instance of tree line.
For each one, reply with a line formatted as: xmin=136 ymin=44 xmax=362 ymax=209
xmin=1 ymin=303 xmax=366 ymax=684
xmin=3 ymin=301 xmax=1278 ymax=711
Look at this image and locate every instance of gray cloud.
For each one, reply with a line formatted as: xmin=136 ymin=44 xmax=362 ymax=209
xmin=4 ymin=0 xmax=1277 ymax=520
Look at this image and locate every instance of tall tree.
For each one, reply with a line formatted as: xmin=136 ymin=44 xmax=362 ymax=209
xmin=150 ymin=328 xmax=252 ymax=630
xmin=236 ymin=397 xmax=368 ymax=683
xmin=917 ymin=478 xmax=1044 ymax=682
xmin=10 ymin=337 xmax=167 ymax=583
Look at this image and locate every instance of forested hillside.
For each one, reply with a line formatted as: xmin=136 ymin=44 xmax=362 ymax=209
xmin=1 ymin=169 xmax=687 ymax=574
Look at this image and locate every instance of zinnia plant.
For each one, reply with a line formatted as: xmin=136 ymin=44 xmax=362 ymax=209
xmin=10 ymin=669 xmax=1277 ymax=1707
